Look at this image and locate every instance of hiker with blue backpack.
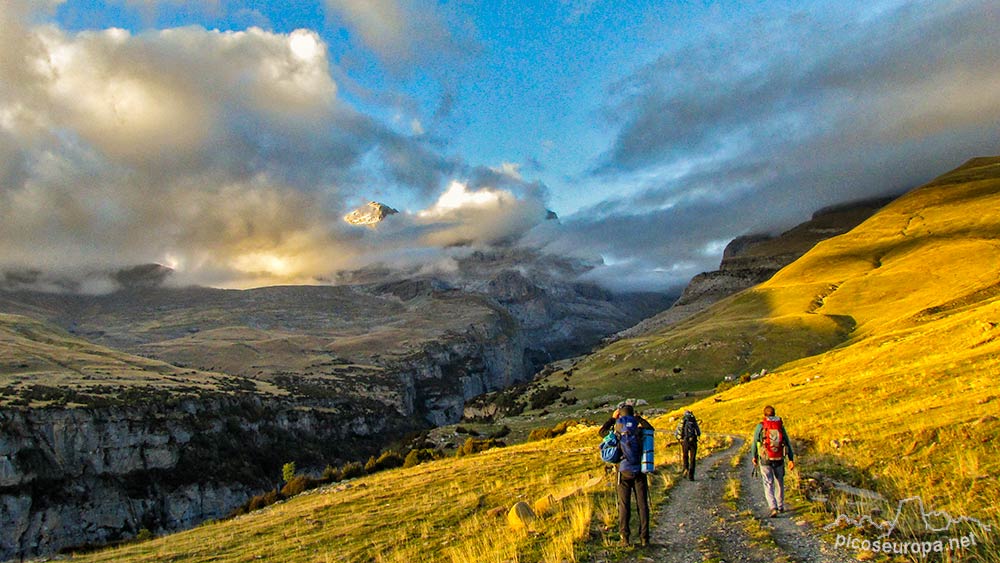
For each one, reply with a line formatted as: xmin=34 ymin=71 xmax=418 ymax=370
xmin=674 ymin=410 xmax=701 ymax=480
xmin=751 ymin=405 xmax=795 ymax=518
xmin=598 ymin=403 xmax=655 ymax=547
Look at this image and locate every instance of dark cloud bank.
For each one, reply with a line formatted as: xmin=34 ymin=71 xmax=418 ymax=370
xmin=533 ymin=0 xmax=1000 ymax=291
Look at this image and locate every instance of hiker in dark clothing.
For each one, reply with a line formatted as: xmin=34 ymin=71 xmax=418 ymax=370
xmin=598 ymin=403 xmax=654 ymax=547
xmin=751 ymin=405 xmax=795 ymax=518
xmin=674 ymin=410 xmax=701 ymax=480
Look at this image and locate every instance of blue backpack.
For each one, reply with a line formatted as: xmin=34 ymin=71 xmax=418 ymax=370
xmin=601 ymin=416 xmax=642 ymax=469
xmin=616 ymin=416 xmax=642 ymax=468
xmin=600 ymin=431 xmax=621 ymax=463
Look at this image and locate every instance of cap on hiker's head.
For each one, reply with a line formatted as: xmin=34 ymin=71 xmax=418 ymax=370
xmin=619 ymin=404 xmax=635 ymax=416
xmin=684 ymin=410 xmax=693 ymax=417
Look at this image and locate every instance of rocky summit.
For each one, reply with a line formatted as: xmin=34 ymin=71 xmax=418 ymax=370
xmin=343 ymin=201 xmax=399 ymax=226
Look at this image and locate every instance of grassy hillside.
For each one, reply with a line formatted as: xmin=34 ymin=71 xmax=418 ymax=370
xmin=0 ymin=285 xmax=505 ymax=382
xmin=562 ymin=156 xmax=1000 ymax=549
xmin=683 ymin=157 xmax=1000 ymax=526
xmin=539 ymin=159 xmax=999 ymax=414
xmin=68 ymin=420 xmax=715 ymax=563
xmin=0 ymin=313 xmax=280 ymax=407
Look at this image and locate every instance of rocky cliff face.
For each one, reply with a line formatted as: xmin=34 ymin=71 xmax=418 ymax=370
xmin=0 ymin=397 xmax=399 ymax=560
xmin=350 ymin=248 xmax=675 ymax=366
xmin=388 ymin=306 xmax=527 ymax=426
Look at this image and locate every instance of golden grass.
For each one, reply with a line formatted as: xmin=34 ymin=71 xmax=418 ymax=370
xmin=70 ymin=423 xmax=625 ymax=563
xmin=723 ymin=478 xmax=740 ymax=507
xmin=71 ymin=410 xmax=712 ymax=563
xmin=522 ymin=157 xmax=1000 ymax=559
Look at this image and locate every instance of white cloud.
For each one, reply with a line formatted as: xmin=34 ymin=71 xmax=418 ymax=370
xmin=414 ymin=180 xmax=547 ymax=247
xmin=0 ymin=8 xmax=457 ymax=288
xmin=0 ymin=4 xmax=546 ymax=291
xmin=490 ymin=162 xmax=522 ymax=181
xmin=324 ymin=0 xmax=472 ymax=68
xmin=419 ymin=181 xmax=512 ymax=216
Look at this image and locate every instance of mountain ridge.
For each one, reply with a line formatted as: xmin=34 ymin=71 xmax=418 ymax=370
xmin=615 ymin=195 xmax=893 ymax=339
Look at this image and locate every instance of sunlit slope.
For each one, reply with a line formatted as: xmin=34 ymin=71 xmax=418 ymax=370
xmin=684 ymin=157 xmax=1000 ymax=523
xmin=0 ymin=313 xmax=278 ymax=405
xmin=70 ymin=422 xmax=687 ymax=563
xmin=556 ymin=289 xmax=850 ymax=405
xmin=553 ymin=157 xmax=1000 ymax=407
xmin=548 ymin=263 xmax=851 ymax=407
xmin=767 ymin=156 xmax=1000 ymax=336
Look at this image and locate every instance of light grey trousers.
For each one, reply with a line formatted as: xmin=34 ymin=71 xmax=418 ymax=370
xmin=760 ymin=462 xmax=786 ymax=510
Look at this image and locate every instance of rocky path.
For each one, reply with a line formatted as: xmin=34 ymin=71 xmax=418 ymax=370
xmin=738 ymin=441 xmax=854 ymax=563
xmin=597 ymin=435 xmax=853 ymax=563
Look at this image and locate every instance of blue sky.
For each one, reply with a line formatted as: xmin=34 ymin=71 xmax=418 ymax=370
xmin=44 ymin=0 xmax=784 ymax=213
xmin=2 ymin=0 xmax=999 ymax=290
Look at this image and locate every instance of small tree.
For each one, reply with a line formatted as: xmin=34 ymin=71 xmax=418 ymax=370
xmin=456 ymin=437 xmax=505 ymax=456
xmin=374 ymin=450 xmax=404 ymax=471
xmin=339 ymin=461 xmax=365 ymax=480
xmin=282 ymin=461 xmax=296 ymax=484
xmin=321 ymin=464 xmax=341 ymax=482
xmin=403 ymin=449 xmax=421 ymax=468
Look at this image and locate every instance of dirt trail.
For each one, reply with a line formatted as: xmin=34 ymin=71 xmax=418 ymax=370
xmin=738 ymin=440 xmax=854 ymax=562
xmin=598 ymin=435 xmax=853 ymax=563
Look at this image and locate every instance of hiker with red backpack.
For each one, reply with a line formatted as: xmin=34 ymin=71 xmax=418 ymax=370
xmin=751 ymin=405 xmax=795 ymax=518
xmin=598 ymin=403 xmax=655 ymax=547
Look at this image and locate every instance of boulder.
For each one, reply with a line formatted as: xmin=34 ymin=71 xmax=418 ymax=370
xmin=507 ymin=501 xmax=536 ymax=532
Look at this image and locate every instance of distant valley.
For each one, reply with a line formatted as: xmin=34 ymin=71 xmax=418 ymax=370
xmin=0 ymin=193 xmax=911 ymax=560
xmin=0 ymin=246 xmax=671 ymax=559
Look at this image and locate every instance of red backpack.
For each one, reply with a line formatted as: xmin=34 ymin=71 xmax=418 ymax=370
xmin=760 ymin=417 xmax=785 ymax=460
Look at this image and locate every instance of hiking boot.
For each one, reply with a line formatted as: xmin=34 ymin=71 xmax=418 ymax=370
xmin=779 ymin=506 xmax=785 ymax=513
xmin=640 ymin=538 xmax=650 ymax=547
xmin=769 ymin=509 xmax=779 ymax=518
xmin=618 ymin=536 xmax=630 ymax=547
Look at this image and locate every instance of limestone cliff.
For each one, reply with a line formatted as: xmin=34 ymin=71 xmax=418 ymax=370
xmin=0 ymin=397 xmax=400 ymax=560
xmin=343 ymin=201 xmax=399 ymax=226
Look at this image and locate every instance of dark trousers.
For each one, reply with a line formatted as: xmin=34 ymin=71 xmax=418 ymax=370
xmin=617 ymin=471 xmax=649 ymax=543
xmin=682 ymin=439 xmax=697 ymax=480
